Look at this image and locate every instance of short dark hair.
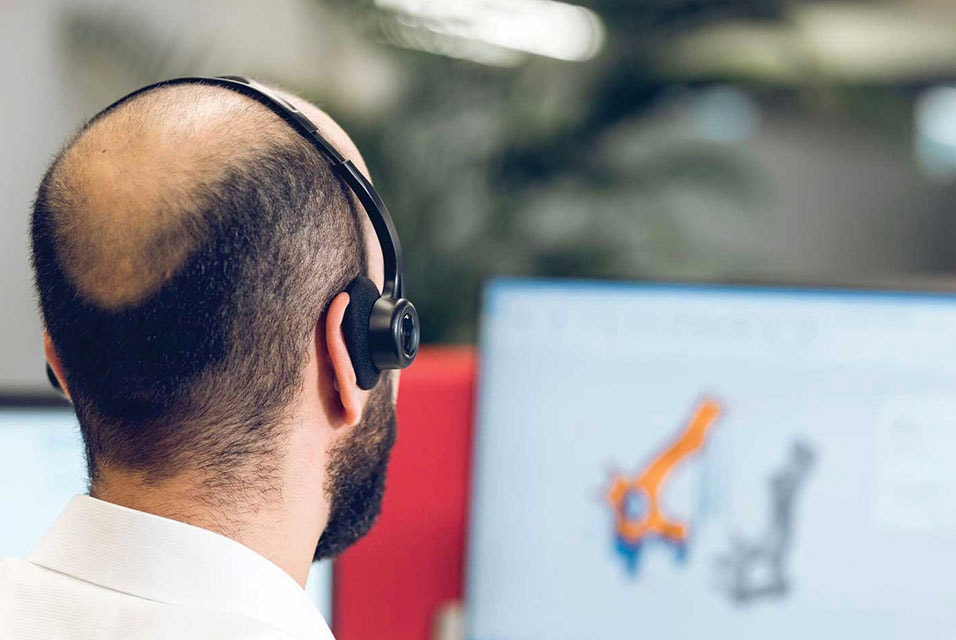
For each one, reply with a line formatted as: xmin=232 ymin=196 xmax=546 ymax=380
xmin=31 ymin=85 xmax=366 ymax=491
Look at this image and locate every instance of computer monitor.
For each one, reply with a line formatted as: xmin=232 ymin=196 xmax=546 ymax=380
xmin=467 ymin=278 xmax=956 ymax=639
xmin=0 ymin=400 xmax=333 ymax=621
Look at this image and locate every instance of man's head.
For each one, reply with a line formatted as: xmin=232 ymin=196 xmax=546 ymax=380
xmin=31 ymin=80 xmax=398 ymax=560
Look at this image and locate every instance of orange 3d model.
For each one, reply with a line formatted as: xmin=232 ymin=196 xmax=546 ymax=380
xmin=605 ymin=399 xmax=721 ymax=574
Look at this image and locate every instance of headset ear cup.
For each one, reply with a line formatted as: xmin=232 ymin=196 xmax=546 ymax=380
xmin=342 ymin=277 xmax=382 ymax=391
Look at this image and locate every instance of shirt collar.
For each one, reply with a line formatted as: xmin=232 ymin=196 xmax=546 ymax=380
xmin=29 ymin=495 xmax=333 ymax=640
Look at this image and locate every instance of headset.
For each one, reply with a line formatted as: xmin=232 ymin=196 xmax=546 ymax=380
xmin=45 ymin=75 xmax=419 ymax=393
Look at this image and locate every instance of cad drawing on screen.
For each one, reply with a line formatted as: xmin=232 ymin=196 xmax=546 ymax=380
xmin=605 ymin=398 xmax=722 ymax=575
xmin=715 ymin=440 xmax=816 ymax=605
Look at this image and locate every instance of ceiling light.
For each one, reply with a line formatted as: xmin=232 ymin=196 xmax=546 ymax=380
xmin=375 ymin=0 xmax=605 ymax=64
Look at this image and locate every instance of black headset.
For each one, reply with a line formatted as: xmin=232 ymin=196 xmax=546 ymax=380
xmin=45 ymin=75 xmax=419 ymax=393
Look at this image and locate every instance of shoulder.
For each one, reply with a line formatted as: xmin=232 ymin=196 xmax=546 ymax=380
xmin=0 ymin=556 xmax=46 ymax=594
xmin=0 ymin=558 xmax=58 ymax=637
xmin=0 ymin=559 xmax=317 ymax=640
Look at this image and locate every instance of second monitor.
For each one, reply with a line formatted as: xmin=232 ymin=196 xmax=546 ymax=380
xmin=467 ymin=278 xmax=956 ymax=640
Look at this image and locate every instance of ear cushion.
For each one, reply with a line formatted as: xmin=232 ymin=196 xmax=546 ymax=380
xmin=342 ymin=277 xmax=382 ymax=391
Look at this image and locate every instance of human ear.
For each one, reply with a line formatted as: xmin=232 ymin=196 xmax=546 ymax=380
xmin=43 ymin=332 xmax=71 ymax=401
xmin=324 ymin=291 xmax=365 ymax=427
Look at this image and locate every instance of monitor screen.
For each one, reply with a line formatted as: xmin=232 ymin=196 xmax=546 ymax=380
xmin=466 ymin=279 xmax=956 ymax=639
xmin=0 ymin=402 xmax=333 ymax=621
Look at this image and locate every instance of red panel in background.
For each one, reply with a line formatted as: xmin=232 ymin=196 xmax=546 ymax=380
xmin=334 ymin=347 xmax=478 ymax=640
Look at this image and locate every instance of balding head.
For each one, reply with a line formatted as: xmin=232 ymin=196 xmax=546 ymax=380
xmin=32 ymin=81 xmax=373 ymax=490
xmin=47 ymin=85 xmax=294 ymax=308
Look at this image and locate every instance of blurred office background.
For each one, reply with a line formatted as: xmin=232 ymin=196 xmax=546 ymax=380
xmin=4 ymin=0 xmax=956 ymax=389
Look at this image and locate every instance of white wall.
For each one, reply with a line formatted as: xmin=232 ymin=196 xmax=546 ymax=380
xmin=0 ymin=1 xmax=76 ymax=391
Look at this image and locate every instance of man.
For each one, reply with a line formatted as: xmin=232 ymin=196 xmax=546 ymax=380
xmin=0 ymin=77 xmax=415 ymax=639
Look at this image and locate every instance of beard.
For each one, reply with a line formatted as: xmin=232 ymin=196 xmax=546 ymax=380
xmin=313 ymin=376 xmax=397 ymax=561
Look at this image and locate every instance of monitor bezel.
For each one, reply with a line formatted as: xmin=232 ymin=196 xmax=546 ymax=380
xmin=0 ymin=394 xmax=72 ymax=409
xmin=481 ymin=273 xmax=956 ymax=302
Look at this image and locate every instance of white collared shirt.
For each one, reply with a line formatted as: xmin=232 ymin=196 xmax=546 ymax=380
xmin=0 ymin=496 xmax=334 ymax=640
